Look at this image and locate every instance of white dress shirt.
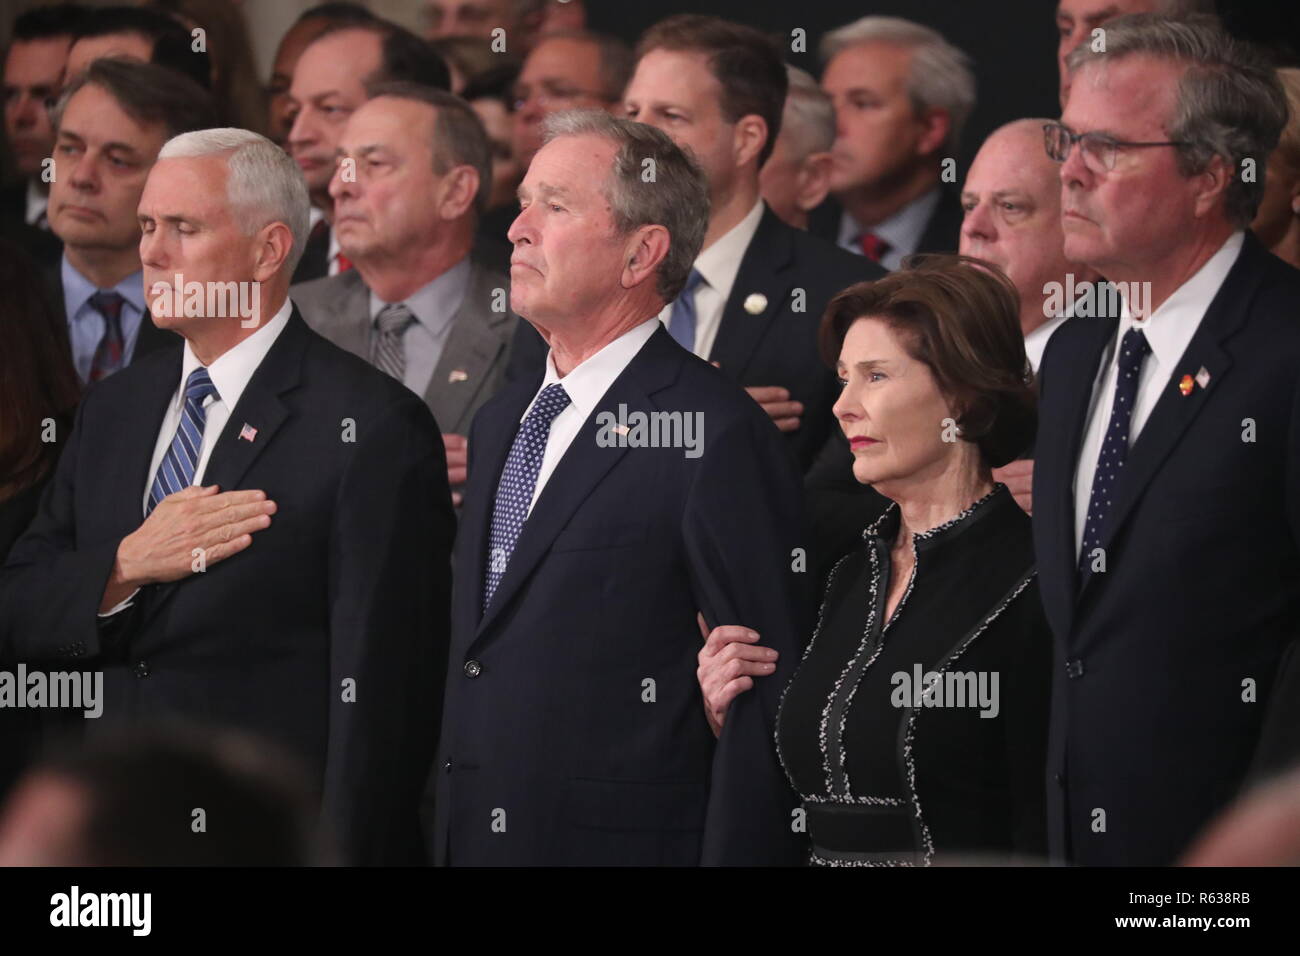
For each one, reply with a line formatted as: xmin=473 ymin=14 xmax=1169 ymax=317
xmin=521 ymin=317 xmax=659 ymax=516
xmin=836 ymin=188 xmax=941 ymax=271
xmin=1024 ymin=313 xmax=1068 ymax=375
xmin=102 ymin=299 xmax=293 ymax=617
xmin=656 ymin=199 xmax=764 ymax=359
xmin=1072 ymin=231 xmax=1245 ymax=553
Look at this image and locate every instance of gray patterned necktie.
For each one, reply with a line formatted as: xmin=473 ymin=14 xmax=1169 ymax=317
xmin=372 ymin=303 xmax=415 ymax=381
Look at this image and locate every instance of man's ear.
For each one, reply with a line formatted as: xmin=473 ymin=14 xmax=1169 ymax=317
xmin=252 ymin=221 xmax=294 ymax=282
xmin=734 ymin=113 xmax=770 ymax=170
xmin=796 ymin=151 xmax=835 ymax=212
xmin=1191 ymin=153 xmax=1233 ymax=220
xmin=438 ymin=165 xmax=481 ymax=221
xmin=916 ymin=107 xmax=951 ymax=159
xmin=621 ymin=223 xmax=671 ymax=290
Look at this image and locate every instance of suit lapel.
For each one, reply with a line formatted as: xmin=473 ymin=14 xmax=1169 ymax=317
xmin=469 ymin=328 xmax=680 ymax=649
xmin=707 ymin=207 xmax=793 ymax=379
xmin=1078 ymin=244 xmax=1257 ymax=597
xmin=426 ymin=263 xmax=511 ymax=432
xmin=201 ymin=309 xmax=307 ymax=493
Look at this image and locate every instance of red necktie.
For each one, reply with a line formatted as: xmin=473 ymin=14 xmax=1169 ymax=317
xmin=858 ymin=232 xmax=891 ymax=263
xmin=88 ymin=291 xmax=126 ymax=383
xmin=336 ymin=253 xmax=353 ymax=273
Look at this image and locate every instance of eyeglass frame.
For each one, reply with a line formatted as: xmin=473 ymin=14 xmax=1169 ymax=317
xmin=1042 ymin=121 xmax=1190 ymax=172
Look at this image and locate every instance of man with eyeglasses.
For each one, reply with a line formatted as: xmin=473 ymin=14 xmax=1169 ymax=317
xmin=1031 ymin=14 xmax=1300 ymax=867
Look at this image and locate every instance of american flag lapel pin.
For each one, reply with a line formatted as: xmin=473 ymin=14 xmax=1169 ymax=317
xmin=239 ymin=422 xmax=258 ymax=442
xmin=448 ymin=368 xmax=469 ymax=383
xmin=613 ymin=424 xmax=630 ymax=436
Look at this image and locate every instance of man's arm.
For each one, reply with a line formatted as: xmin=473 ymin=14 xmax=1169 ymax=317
xmin=685 ymin=410 xmax=813 ymax=865
xmin=323 ymin=394 xmax=455 ymax=865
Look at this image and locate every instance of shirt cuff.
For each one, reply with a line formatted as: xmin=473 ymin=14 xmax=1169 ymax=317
xmin=98 ymin=588 xmax=140 ymax=618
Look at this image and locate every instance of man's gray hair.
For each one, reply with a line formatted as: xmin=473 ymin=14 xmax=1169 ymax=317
xmin=541 ymin=110 xmax=709 ymax=304
xmin=158 ymin=128 xmax=311 ymax=273
xmin=782 ymin=65 xmax=836 ymax=159
xmin=1066 ymin=14 xmax=1289 ymax=227
xmin=821 ymin=16 xmax=976 ymax=155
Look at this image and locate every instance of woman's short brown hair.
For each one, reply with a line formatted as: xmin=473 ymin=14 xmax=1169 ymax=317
xmin=818 ymin=254 xmax=1037 ymax=469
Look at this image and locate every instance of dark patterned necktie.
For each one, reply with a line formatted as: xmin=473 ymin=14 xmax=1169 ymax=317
xmin=483 ymin=383 xmax=571 ymax=611
xmin=88 ymin=290 xmax=127 ymax=382
xmin=1079 ymin=327 xmax=1151 ymax=573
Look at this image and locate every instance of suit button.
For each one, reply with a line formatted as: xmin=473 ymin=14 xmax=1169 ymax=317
xmin=1054 ymin=772 xmax=1065 ymax=788
xmin=463 ymin=660 xmax=482 ymax=678
xmin=444 ymin=760 xmax=452 ymax=774
xmin=1065 ymin=659 xmax=1085 ymax=679
xmin=133 ymin=660 xmax=150 ymax=678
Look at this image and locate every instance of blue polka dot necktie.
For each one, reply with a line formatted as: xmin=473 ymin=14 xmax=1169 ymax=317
xmin=483 ymin=382 xmax=571 ymax=611
xmin=1079 ymin=327 xmax=1150 ymax=572
xmin=147 ymin=367 xmax=220 ymax=516
xmin=667 ymin=268 xmax=704 ymax=352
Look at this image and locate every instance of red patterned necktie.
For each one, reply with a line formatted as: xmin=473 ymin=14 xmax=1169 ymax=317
xmin=88 ymin=290 xmax=126 ymax=383
xmin=858 ymin=232 xmax=891 ymax=263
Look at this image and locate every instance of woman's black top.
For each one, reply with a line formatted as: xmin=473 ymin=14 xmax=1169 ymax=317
xmin=776 ymin=484 xmax=1052 ymax=865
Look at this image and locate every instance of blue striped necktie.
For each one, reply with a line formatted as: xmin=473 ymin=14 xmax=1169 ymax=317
xmin=147 ymin=367 xmax=220 ymax=515
xmin=667 ymin=268 xmax=705 ymax=352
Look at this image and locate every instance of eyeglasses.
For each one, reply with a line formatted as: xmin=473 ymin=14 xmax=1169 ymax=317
xmin=1043 ymin=121 xmax=1189 ymax=172
xmin=511 ymin=80 xmax=613 ymax=112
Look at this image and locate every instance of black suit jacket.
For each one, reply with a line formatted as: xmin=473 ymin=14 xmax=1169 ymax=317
xmin=0 ymin=309 xmax=455 ymax=864
xmin=505 ymin=206 xmax=882 ymax=472
xmin=807 ymin=186 xmax=964 ymax=259
xmin=291 ymin=221 xmax=330 ymax=285
xmin=431 ymin=325 xmax=812 ymax=865
xmin=1032 ymin=232 xmax=1300 ymax=866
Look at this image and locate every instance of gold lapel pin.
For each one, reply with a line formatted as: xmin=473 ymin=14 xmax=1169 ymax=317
xmin=448 ymin=369 xmax=469 ymax=383
xmin=743 ymin=293 xmax=767 ymax=315
xmin=1178 ymin=374 xmax=1194 ymax=396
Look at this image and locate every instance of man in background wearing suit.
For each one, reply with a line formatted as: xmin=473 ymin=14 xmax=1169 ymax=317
xmin=293 ymin=84 xmax=517 ymax=507
xmin=431 ymin=110 xmax=808 ymax=866
xmin=285 ymin=19 xmax=450 ymax=284
xmin=1 ymin=3 xmax=84 ymax=258
xmin=1 ymin=128 xmax=453 ymax=865
xmin=511 ymin=16 xmax=880 ymax=474
xmin=1033 ymin=14 xmax=1300 ymax=865
xmin=44 ymin=58 xmax=216 ymax=384
xmin=810 ymin=16 xmax=972 ymax=268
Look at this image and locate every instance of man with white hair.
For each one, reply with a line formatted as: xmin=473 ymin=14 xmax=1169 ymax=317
xmin=810 ymin=15 xmax=974 ymax=268
xmin=759 ymin=65 xmax=836 ymax=231
xmin=0 ymin=128 xmax=454 ymax=865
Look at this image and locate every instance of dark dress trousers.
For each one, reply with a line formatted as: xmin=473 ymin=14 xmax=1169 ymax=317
xmin=431 ymin=325 xmax=813 ymax=865
xmin=1032 ymin=232 xmax=1300 ymax=866
xmin=504 ymin=206 xmax=883 ymax=473
xmin=778 ymin=485 xmax=1051 ymax=864
xmin=0 ymin=309 xmax=455 ymax=864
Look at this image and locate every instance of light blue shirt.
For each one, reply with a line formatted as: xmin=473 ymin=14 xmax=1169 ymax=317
xmin=367 ymin=257 xmax=471 ymax=397
xmin=836 ymin=188 xmax=942 ymax=272
xmin=60 ymin=255 xmax=146 ymax=383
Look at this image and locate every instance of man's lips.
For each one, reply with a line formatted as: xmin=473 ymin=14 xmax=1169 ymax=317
xmin=1063 ymin=209 xmax=1093 ymax=223
xmin=58 ymin=203 xmax=100 ymax=220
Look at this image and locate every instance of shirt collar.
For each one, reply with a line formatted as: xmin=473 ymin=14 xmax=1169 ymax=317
xmin=693 ymin=199 xmax=764 ymax=298
xmin=25 ymin=179 xmax=47 ymax=226
xmin=60 ymin=254 xmax=146 ymax=315
xmin=529 ymin=317 xmax=660 ymax=423
xmin=1119 ymin=230 xmax=1244 ymax=371
xmin=837 ymin=188 xmax=941 ymax=255
xmin=177 ymin=297 xmax=294 ymax=413
xmin=1024 ymin=313 xmax=1069 ymax=374
xmin=368 ymin=257 xmax=472 ymax=341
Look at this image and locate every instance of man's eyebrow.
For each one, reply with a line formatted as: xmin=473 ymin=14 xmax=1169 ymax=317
xmin=518 ymin=182 xmax=572 ymax=202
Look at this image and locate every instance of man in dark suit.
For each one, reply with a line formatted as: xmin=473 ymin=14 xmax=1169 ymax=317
xmin=1032 ymin=14 xmax=1300 ymax=865
xmin=510 ymin=16 xmax=881 ymax=474
xmin=808 ymin=16 xmax=974 ymax=267
xmin=292 ymin=84 xmax=517 ymax=508
xmin=0 ymin=128 xmax=453 ymax=865
xmin=430 ymin=110 xmax=809 ymax=866
xmin=43 ymin=59 xmax=217 ymax=383
xmin=285 ymin=18 xmax=450 ymax=284
xmin=1 ymin=4 xmax=85 ymax=251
